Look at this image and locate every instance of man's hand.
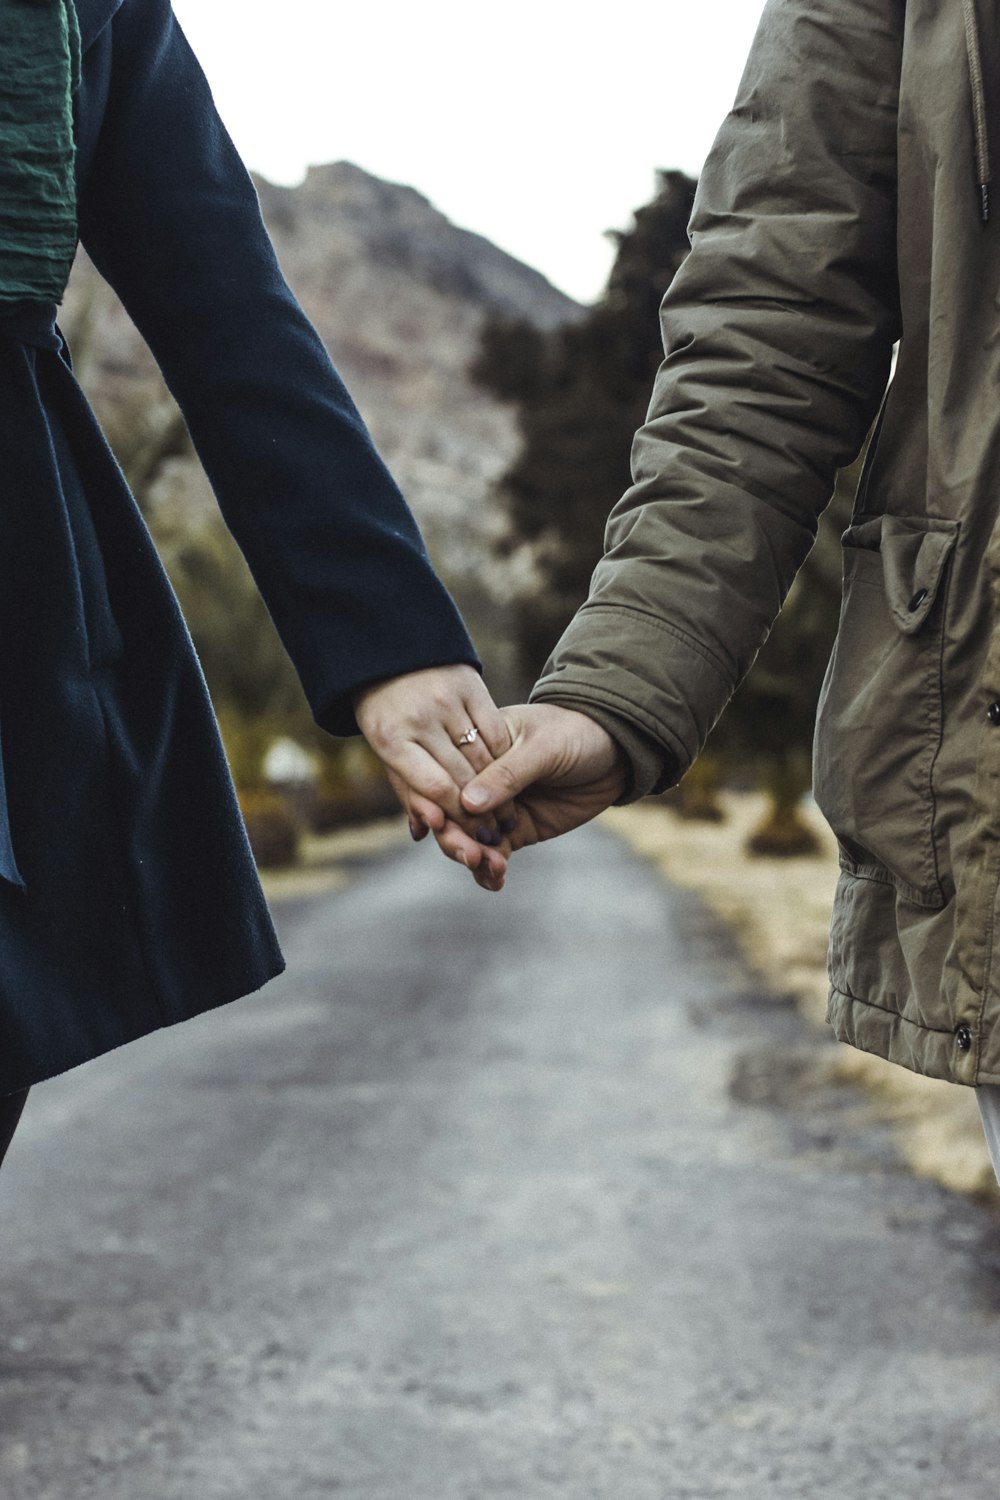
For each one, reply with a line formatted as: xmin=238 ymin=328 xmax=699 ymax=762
xmin=432 ymin=703 xmax=627 ymax=878
xmin=352 ymin=665 xmax=516 ymax=888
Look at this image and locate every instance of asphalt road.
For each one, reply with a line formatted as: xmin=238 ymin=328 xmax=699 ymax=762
xmin=1 ymin=824 xmax=999 ymax=1499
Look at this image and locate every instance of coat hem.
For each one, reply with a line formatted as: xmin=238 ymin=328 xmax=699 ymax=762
xmin=827 ymin=982 xmax=972 ymax=1087
xmin=12 ymin=947 xmax=287 ymax=1095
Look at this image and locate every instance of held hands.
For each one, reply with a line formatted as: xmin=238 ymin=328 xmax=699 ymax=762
xmin=352 ymin=665 xmax=517 ymax=890
xmin=354 ymin=672 xmax=627 ymax=892
xmin=453 ymin=703 xmax=627 ymax=878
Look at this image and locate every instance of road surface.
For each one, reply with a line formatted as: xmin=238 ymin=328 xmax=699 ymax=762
xmin=0 ymin=824 xmax=998 ymax=1498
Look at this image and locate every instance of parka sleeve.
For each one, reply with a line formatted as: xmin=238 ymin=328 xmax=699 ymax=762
xmin=530 ymin=0 xmax=904 ymax=796
xmin=74 ymin=0 xmax=478 ymax=736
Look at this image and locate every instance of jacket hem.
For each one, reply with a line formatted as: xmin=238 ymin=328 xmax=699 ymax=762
xmin=827 ymin=982 xmax=971 ymax=1087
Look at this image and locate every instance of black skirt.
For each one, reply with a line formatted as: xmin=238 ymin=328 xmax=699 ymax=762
xmin=0 ymin=302 xmax=284 ymax=1093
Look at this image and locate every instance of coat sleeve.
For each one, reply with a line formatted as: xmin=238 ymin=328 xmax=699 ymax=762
xmin=530 ymin=0 xmax=904 ymax=796
xmin=74 ymin=0 xmax=478 ymax=736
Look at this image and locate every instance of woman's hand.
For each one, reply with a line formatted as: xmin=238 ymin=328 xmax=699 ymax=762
xmin=352 ymin=665 xmax=516 ymax=888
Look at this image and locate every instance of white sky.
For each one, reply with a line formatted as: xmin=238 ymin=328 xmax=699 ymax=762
xmin=171 ymin=0 xmax=766 ymax=305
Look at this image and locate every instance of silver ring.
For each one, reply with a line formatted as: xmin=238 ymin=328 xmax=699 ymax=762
xmin=456 ymin=726 xmax=480 ymax=747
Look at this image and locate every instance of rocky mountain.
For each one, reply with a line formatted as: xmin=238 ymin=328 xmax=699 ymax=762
xmin=62 ymin=162 xmax=582 ymax=696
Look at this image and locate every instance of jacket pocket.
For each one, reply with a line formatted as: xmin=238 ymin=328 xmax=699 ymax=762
xmin=812 ymin=513 xmax=959 ymax=907
xmin=0 ymin=723 xmax=25 ymax=890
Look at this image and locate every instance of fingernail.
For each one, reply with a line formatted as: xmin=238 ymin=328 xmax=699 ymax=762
xmin=464 ymin=785 xmax=489 ymax=809
xmin=499 ymin=814 xmax=517 ymax=835
xmin=477 ymin=824 xmax=500 ymax=847
xmin=408 ymin=819 xmax=419 ymax=841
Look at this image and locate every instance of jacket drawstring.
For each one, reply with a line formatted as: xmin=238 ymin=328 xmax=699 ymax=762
xmin=963 ymin=0 xmax=992 ymax=222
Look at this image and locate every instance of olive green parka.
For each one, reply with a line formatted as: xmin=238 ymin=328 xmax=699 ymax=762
xmin=531 ymin=0 xmax=1000 ymax=1086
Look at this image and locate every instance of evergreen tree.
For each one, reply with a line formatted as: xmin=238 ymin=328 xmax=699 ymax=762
xmin=472 ymin=170 xmax=697 ymax=679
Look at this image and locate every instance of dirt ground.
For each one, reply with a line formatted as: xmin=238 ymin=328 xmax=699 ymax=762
xmin=603 ymin=794 xmax=999 ymax=1203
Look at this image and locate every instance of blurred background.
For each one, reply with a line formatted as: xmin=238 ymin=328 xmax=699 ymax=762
xmin=64 ymin=0 xmax=853 ymax=868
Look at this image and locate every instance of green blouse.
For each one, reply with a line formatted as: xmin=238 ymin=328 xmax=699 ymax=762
xmin=0 ymin=0 xmax=81 ymax=304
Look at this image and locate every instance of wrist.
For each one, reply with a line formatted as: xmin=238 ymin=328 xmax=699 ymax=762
xmin=530 ymin=698 xmax=667 ymax=803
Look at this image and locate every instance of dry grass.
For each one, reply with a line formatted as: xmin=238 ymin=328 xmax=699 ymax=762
xmin=602 ymin=794 xmax=997 ymax=1202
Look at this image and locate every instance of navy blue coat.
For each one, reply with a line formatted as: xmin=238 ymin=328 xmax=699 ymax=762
xmin=0 ymin=0 xmax=477 ymax=1093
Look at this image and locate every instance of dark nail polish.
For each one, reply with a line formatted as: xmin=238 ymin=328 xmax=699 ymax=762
xmin=477 ymin=824 xmax=500 ymax=847
xmin=499 ymin=815 xmax=518 ymax=835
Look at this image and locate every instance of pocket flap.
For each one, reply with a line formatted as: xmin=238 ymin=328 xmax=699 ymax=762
xmin=880 ymin=515 xmax=960 ymax=635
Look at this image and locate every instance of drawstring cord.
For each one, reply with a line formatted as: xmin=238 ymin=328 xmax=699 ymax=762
xmin=963 ymin=0 xmax=992 ymax=223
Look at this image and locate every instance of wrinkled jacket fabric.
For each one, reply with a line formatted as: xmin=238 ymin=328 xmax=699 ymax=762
xmin=531 ymin=0 xmax=1000 ymax=1086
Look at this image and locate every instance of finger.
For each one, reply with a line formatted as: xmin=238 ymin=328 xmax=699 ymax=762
xmin=453 ymin=700 xmax=520 ymax=835
xmin=397 ymin=777 xmax=516 ymax=859
xmin=403 ymin=792 xmax=512 ymax=866
xmin=461 ymin=734 xmax=547 ymax=815
xmin=385 ymin=703 xmax=510 ymax=845
xmin=459 ymin=683 xmax=513 ymax=762
xmin=383 ymin=769 xmax=447 ymax=835
xmin=384 ymin=741 xmax=469 ymax=824
xmin=452 ymin=724 xmax=495 ymax=777
xmin=432 ymin=818 xmax=509 ymax=878
xmin=472 ymin=862 xmax=505 ymax=894
xmin=416 ymin=725 xmax=515 ymax=847
xmin=391 ymin=779 xmax=506 ymax=860
xmin=465 ymin=843 xmax=506 ymax=892
xmin=406 ymin=805 xmax=437 ymax=842
xmin=416 ymin=768 xmax=506 ymax=850
xmin=356 ymin=666 xmax=511 ymax=821
xmin=451 ymin=732 xmax=517 ymax=843
xmin=428 ymin=731 xmax=494 ymax=794
xmin=457 ymin=744 xmax=518 ymax=837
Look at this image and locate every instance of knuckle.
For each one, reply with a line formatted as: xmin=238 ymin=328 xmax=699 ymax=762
xmin=493 ymin=763 xmax=520 ymax=795
xmin=370 ymin=718 xmax=402 ymax=754
xmin=424 ymin=771 xmax=453 ymax=803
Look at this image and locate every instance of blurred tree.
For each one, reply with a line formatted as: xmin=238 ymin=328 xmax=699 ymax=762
xmin=152 ymin=504 xmax=314 ymax=733
xmin=63 ymin=292 xmax=373 ymax=811
xmin=471 ymin=169 xmax=697 ymax=680
xmin=475 ymin=170 xmax=868 ymax=848
xmin=102 ymin=392 xmax=191 ymax=516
